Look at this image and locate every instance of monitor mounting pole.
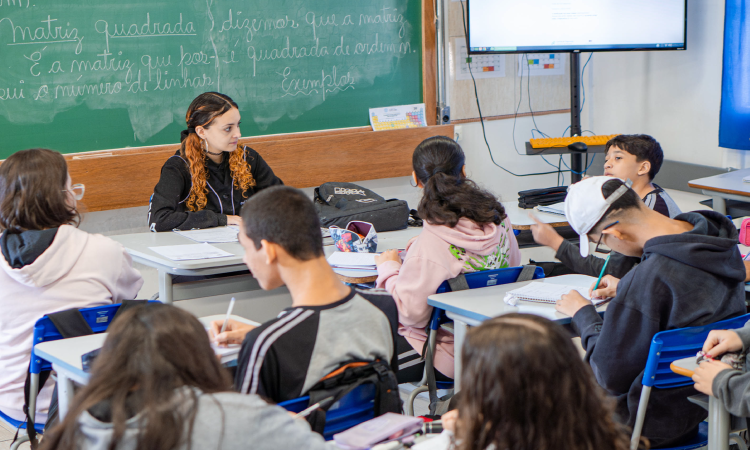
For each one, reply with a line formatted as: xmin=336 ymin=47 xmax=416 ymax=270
xmin=569 ymin=51 xmax=583 ymax=183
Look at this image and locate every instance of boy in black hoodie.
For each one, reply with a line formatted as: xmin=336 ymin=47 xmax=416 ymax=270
xmin=556 ymin=176 xmax=746 ymax=448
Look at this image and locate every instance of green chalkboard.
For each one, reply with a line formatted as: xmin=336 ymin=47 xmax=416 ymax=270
xmin=0 ymin=0 xmax=422 ymax=159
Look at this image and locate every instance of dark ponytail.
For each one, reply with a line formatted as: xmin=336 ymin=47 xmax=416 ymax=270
xmin=414 ymin=136 xmax=506 ymax=227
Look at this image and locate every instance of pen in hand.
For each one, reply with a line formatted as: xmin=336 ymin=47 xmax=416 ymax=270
xmin=220 ymin=297 xmax=236 ymax=334
xmin=293 ymin=396 xmax=335 ymax=419
xmin=592 ymin=254 xmax=612 ymax=299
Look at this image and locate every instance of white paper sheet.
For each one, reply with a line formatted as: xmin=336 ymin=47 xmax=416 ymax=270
xmin=455 ymin=38 xmax=506 ymax=81
xmin=412 ymin=431 xmax=454 ymax=450
xmin=149 ymin=243 xmax=233 ymax=261
xmin=327 ymin=251 xmax=378 ymax=268
xmin=535 ymin=202 xmax=566 ymax=216
xmin=518 ymin=53 xmax=566 ymax=77
xmin=173 ymin=226 xmax=239 ymax=243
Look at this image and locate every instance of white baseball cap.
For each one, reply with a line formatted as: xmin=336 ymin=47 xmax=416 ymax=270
xmin=564 ymin=176 xmax=630 ymax=257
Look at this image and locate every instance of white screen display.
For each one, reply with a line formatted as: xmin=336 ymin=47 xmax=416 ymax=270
xmin=468 ymin=0 xmax=686 ymax=53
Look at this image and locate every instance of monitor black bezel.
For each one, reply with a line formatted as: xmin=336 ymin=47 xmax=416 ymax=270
xmin=466 ymin=0 xmax=688 ymax=55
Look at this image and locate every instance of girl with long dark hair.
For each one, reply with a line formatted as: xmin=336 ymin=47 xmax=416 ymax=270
xmin=448 ymin=313 xmax=635 ymax=450
xmin=40 ymin=303 xmax=333 ymax=450
xmin=148 ymin=92 xmax=283 ymax=231
xmin=374 ymin=136 xmax=520 ymax=382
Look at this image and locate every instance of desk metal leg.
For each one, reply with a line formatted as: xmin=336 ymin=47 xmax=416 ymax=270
xmin=158 ymin=271 xmax=173 ymax=304
xmin=453 ymin=320 xmax=468 ymax=393
xmin=57 ymin=373 xmax=75 ymax=421
xmin=712 ymin=195 xmax=727 ymax=215
xmin=708 ymin=396 xmax=729 ymax=450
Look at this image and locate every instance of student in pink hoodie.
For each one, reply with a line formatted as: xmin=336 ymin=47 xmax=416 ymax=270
xmin=375 ymin=136 xmax=521 ymax=381
xmin=0 ymin=149 xmax=143 ymax=426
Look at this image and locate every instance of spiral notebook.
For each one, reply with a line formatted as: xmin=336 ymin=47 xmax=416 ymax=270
xmin=505 ymin=282 xmax=609 ymax=305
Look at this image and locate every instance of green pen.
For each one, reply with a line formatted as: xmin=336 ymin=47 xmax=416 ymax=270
xmin=593 ymin=253 xmax=612 ymax=295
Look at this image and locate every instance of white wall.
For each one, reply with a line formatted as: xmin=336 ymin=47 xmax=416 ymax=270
xmin=584 ymin=0 xmax=744 ymax=169
xmin=454 ymin=113 xmax=577 ymax=200
xmin=450 ymin=0 xmax=743 ymax=201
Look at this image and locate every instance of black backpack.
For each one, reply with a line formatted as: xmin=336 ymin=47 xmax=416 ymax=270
xmin=304 ymin=359 xmax=402 ymax=435
xmin=313 ymin=182 xmax=410 ymax=232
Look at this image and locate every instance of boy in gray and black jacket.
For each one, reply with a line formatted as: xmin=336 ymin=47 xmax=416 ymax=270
xmin=209 ymin=186 xmax=398 ymax=404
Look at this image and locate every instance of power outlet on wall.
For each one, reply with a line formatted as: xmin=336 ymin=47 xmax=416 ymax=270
xmin=454 ymin=125 xmax=463 ymax=143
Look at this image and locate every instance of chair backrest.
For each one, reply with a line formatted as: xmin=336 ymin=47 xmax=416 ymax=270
xmin=0 ymin=408 xmax=44 ymax=434
xmin=278 ymin=384 xmax=376 ymax=440
xmin=30 ymin=301 xmax=159 ymax=375
xmin=435 ymin=266 xmax=545 ymax=294
xmin=643 ymin=313 xmax=750 ymax=389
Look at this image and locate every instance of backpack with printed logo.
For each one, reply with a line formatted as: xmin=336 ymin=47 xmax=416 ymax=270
xmin=313 ymin=182 xmax=410 ymax=232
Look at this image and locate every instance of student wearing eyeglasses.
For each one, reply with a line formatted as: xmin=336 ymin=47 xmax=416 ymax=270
xmin=554 ymin=176 xmax=746 ymax=448
xmin=0 ymin=148 xmax=143 ymax=429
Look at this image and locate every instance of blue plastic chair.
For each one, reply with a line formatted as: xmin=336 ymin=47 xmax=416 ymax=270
xmin=278 ymin=384 xmax=376 ymax=440
xmin=435 ymin=265 xmax=545 ymax=294
xmin=1 ymin=301 xmax=157 ymax=450
xmin=406 ymin=266 xmax=545 ymax=415
xmin=0 ymin=409 xmax=44 ymax=448
xmin=630 ymin=313 xmax=750 ymax=450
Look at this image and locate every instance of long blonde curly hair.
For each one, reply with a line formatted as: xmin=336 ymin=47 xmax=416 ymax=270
xmin=180 ymin=92 xmax=256 ymax=212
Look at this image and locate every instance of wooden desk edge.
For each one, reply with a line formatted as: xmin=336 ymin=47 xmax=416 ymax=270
xmin=336 ymin=274 xmax=378 ymax=284
xmin=670 ymin=362 xmax=695 ymax=378
xmin=512 ymin=221 xmax=569 ymax=231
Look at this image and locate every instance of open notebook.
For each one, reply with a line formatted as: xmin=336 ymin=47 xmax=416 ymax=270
xmin=504 ymin=282 xmax=610 ymax=306
xmin=199 ymin=315 xmax=260 ymax=360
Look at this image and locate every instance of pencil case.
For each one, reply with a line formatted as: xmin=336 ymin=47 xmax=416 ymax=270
xmin=329 ymin=221 xmax=378 ymax=253
xmin=333 ymin=413 xmax=423 ymax=449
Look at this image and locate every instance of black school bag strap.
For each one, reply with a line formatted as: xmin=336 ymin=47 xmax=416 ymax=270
xmin=303 ymin=359 xmax=401 ymax=435
xmin=515 ymin=265 xmax=537 ymax=282
xmin=112 ymin=299 xmax=147 ymax=322
xmin=18 ymin=308 xmax=94 ymax=448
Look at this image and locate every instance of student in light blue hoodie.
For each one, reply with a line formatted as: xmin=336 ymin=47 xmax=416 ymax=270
xmin=39 ymin=303 xmax=334 ymax=450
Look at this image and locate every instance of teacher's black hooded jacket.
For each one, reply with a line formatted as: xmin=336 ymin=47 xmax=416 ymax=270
xmin=148 ymin=147 xmax=283 ymax=231
xmin=571 ymin=211 xmax=746 ymax=448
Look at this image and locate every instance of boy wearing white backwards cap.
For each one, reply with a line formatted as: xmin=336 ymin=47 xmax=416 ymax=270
xmin=557 ymin=176 xmax=746 ymax=448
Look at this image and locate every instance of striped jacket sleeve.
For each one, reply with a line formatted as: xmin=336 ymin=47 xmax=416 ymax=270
xmin=235 ymin=309 xmax=315 ymax=402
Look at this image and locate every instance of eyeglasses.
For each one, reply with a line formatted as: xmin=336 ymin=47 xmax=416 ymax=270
xmin=591 ymin=221 xmax=619 ymax=254
xmin=62 ymin=183 xmax=85 ymax=201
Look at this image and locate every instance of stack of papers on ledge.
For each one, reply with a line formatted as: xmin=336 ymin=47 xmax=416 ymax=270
xmin=149 ymin=243 xmax=234 ymax=261
xmin=327 ymin=251 xmax=378 ymax=270
xmin=173 ymin=226 xmax=239 ymax=243
xmin=535 ymin=202 xmax=566 ymax=217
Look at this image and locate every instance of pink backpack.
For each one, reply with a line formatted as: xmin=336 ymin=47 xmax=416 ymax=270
xmin=740 ymin=218 xmax=750 ymax=246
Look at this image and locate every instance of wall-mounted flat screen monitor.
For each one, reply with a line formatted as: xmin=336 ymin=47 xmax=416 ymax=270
xmin=467 ymin=0 xmax=687 ymax=54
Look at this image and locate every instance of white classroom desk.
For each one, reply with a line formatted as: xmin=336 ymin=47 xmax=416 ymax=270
xmin=33 ymin=315 xmax=254 ymax=420
xmin=688 ymin=169 xmax=750 ymax=215
xmin=670 ymin=356 xmax=729 ymax=450
xmin=427 ymin=274 xmax=608 ymax=391
xmin=110 ymin=231 xmax=250 ymax=304
xmin=111 ymin=227 xmax=422 ymax=303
